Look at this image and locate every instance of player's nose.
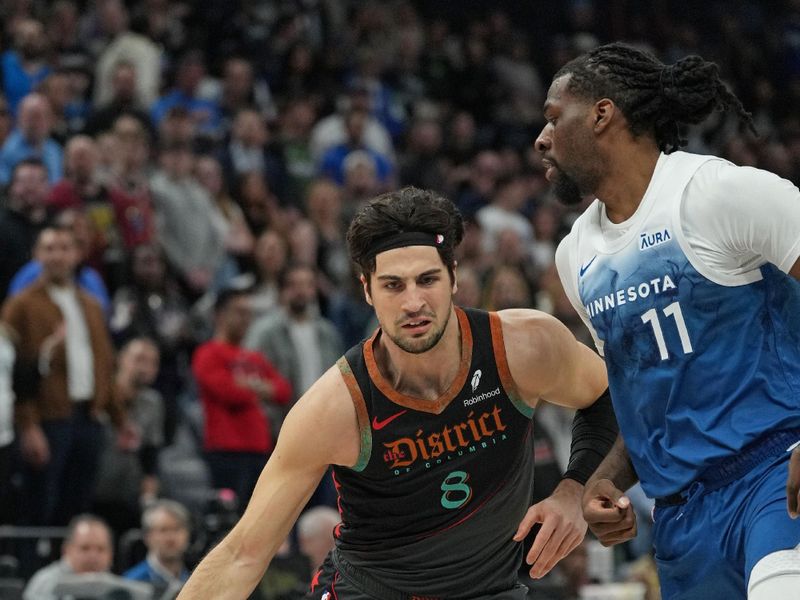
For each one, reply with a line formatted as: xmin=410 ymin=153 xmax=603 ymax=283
xmin=534 ymin=126 xmax=551 ymax=154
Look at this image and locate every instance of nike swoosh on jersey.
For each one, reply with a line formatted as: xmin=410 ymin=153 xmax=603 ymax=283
xmin=372 ymin=410 xmax=408 ymax=430
xmin=579 ymin=255 xmax=598 ymax=277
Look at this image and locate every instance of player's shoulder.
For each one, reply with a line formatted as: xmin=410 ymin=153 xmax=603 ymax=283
xmin=690 ymin=154 xmax=790 ymax=198
xmin=496 ymin=309 xmax=574 ymax=354
xmin=282 ymin=362 xmax=361 ymax=468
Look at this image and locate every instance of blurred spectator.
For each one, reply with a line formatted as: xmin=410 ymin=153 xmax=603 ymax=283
xmin=94 ymin=337 xmax=164 ymax=534
xmin=2 ymin=226 xmax=121 ymax=526
xmin=0 ymin=158 xmax=49 ymax=301
xmin=453 ymin=264 xmax=482 ymax=309
xmin=192 ymin=285 xmax=291 ymax=510
xmin=530 ymin=204 xmax=560 ymax=274
xmin=110 ymin=244 xmax=191 ymax=444
xmin=319 ymin=106 xmax=393 ymax=187
xmin=47 ymin=135 xmax=129 ymax=283
xmin=84 ymin=60 xmax=153 ymax=137
xmin=245 ymin=263 xmax=342 ymax=403
xmin=455 ymin=150 xmax=503 ymax=218
xmin=1 ymin=18 xmax=51 ymax=114
xmin=23 ymin=514 xmax=114 ymax=600
xmin=475 ymin=174 xmax=534 ymax=255
xmin=9 ymin=208 xmax=111 ymax=314
xmin=150 ymin=142 xmax=226 ymax=298
xmin=195 ymin=154 xmax=255 ymax=263
xmin=247 ymin=229 xmax=288 ymax=320
xmin=93 ymin=0 xmax=161 ymax=109
xmin=340 ymin=150 xmax=382 ymax=223
xmin=130 ymin=0 xmax=188 ymax=58
xmin=297 ymin=506 xmax=340 ymax=575
xmin=0 ymin=322 xmax=15 ymax=525
xmin=213 ymin=57 xmax=276 ymax=129
xmin=309 ymin=85 xmax=393 ymax=164
xmin=46 ymin=1 xmax=85 ymax=62
xmin=482 ymin=264 xmax=533 ymax=311
xmin=38 ymin=70 xmax=85 ymax=144
xmin=0 ymin=92 xmax=63 ymax=185
xmin=0 ymin=95 xmax=13 ymax=147
xmin=305 ymin=179 xmax=350 ymax=288
xmin=219 ymin=108 xmax=286 ymax=203
xmin=123 ymin=499 xmax=191 ymax=592
xmin=151 ymin=50 xmax=222 ymax=139
xmin=279 ymin=98 xmax=318 ymax=205
xmin=399 ymin=118 xmax=446 ymax=192
xmin=236 ymin=171 xmax=280 ymax=236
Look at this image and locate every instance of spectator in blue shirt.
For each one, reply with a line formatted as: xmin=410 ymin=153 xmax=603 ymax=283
xmin=1 ymin=19 xmax=51 ymax=115
xmin=8 ymin=209 xmax=111 ymax=315
xmin=0 ymin=93 xmax=63 ymax=185
xmin=319 ymin=107 xmax=393 ymax=187
xmin=151 ymin=50 xmax=221 ymax=138
xmin=123 ymin=500 xmax=191 ymax=594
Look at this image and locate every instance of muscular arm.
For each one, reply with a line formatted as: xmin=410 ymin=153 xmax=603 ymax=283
xmin=177 ymin=367 xmax=360 ymax=599
xmin=499 ymin=309 xmax=608 ymax=410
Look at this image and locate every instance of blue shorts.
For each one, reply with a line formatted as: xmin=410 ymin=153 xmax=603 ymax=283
xmin=652 ymin=433 xmax=800 ymax=600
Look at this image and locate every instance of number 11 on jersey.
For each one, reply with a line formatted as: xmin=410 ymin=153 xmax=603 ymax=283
xmin=641 ymin=301 xmax=694 ymax=361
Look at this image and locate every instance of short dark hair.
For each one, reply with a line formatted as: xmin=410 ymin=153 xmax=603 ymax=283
xmin=555 ymin=42 xmax=756 ymax=153
xmin=65 ymin=514 xmax=112 ymax=545
xmin=11 ymin=157 xmax=47 ymax=180
xmin=346 ymin=186 xmax=464 ymax=279
xmin=214 ymin=282 xmax=252 ymax=313
xmin=277 ymin=262 xmax=316 ymax=290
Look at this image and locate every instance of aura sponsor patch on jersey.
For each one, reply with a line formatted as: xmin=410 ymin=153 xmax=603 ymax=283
xmin=639 ymin=228 xmax=672 ymax=251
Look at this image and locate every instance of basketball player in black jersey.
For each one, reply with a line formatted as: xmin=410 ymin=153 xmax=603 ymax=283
xmin=178 ymin=187 xmax=618 ymax=600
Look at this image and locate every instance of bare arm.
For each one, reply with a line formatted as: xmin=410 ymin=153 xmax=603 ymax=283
xmin=177 ymin=367 xmax=360 ymax=599
xmin=500 ymin=309 xmax=608 ymax=410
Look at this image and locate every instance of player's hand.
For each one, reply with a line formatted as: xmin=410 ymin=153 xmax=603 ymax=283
xmin=513 ymin=478 xmax=587 ymax=579
xmin=582 ymin=478 xmax=636 ymax=546
xmin=788 ymin=445 xmax=800 ymax=519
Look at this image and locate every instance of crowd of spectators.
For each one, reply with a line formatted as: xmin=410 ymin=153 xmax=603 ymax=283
xmin=0 ymin=0 xmax=798 ymax=597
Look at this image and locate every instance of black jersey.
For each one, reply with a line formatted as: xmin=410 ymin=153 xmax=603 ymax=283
xmin=331 ymin=307 xmax=535 ymax=598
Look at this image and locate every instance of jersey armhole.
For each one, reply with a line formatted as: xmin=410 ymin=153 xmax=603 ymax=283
xmin=336 ymin=356 xmax=372 ymax=471
xmin=488 ymin=312 xmax=534 ymax=419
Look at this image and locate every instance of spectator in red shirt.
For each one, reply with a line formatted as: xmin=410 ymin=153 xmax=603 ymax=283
xmin=191 ymin=284 xmax=291 ymax=512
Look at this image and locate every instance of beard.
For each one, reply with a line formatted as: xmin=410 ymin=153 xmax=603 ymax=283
xmin=384 ymin=306 xmax=451 ymax=354
xmin=552 ymin=168 xmax=586 ymax=206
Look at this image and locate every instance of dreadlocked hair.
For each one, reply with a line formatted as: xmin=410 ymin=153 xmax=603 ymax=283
xmin=556 ymin=42 xmax=756 ymax=153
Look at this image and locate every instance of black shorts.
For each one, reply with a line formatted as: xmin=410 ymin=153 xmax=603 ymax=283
xmin=304 ymin=552 xmax=529 ymax=600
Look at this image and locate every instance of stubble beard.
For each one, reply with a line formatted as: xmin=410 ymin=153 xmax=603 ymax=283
xmin=385 ymin=303 xmax=453 ymax=355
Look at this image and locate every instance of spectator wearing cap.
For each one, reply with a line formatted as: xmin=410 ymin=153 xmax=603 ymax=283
xmin=192 ymin=285 xmax=291 ymax=510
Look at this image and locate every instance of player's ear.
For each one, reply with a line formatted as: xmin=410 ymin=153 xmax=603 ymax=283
xmin=451 ymin=261 xmax=458 ymax=295
xmin=593 ymin=98 xmax=615 ymax=133
xmin=361 ymin=274 xmax=373 ymax=306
